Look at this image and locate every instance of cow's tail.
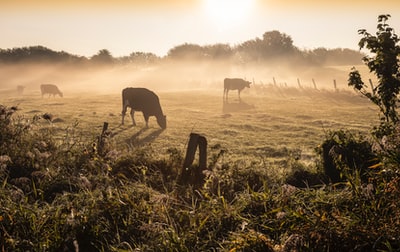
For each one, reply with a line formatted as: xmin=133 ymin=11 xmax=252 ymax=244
xmin=40 ymin=85 xmax=44 ymax=97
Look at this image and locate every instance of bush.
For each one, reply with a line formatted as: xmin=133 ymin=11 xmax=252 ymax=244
xmin=316 ymin=130 xmax=377 ymax=183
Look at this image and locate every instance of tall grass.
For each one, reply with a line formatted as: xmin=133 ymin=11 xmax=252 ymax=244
xmin=1 ymin=91 xmax=400 ymax=251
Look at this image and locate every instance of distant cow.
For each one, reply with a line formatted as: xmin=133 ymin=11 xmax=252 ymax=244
xmin=40 ymin=84 xmax=63 ymax=98
xmin=223 ymin=78 xmax=251 ymax=101
xmin=121 ymin=87 xmax=166 ymax=129
xmin=17 ymin=85 xmax=25 ymax=95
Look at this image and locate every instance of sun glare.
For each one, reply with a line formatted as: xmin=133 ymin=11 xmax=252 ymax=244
xmin=203 ymin=0 xmax=254 ymax=30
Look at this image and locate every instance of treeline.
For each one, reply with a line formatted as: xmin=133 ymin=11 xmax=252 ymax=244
xmin=0 ymin=30 xmax=364 ymax=67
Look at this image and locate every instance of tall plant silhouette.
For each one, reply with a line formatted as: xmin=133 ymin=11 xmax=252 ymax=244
xmin=348 ymin=14 xmax=400 ymax=126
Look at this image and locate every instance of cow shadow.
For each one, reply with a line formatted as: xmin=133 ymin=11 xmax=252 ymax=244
xmin=47 ymin=103 xmax=64 ymax=106
xmin=222 ymin=100 xmax=255 ymax=113
xmin=110 ymin=124 xmax=135 ymax=137
xmin=126 ymin=128 xmax=164 ymax=147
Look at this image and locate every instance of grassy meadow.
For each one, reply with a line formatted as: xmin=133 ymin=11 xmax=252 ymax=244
xmin=2 ymin=84 xmax=377 ymax=165
xmin=2 ymin=81 xmax=400 ymax=251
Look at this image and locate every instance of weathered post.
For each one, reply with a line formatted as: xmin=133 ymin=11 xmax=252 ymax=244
xmin=178 ymin=133 xmax=208 ymax=187
xmin=98 ymin=122 xmax=109 ymax=156
xmin=273 ymin=77 xmax=277 ymax=86
xmin=333 ymin=79 xmax=338 ymax=92
xmin=297 ymin=78 xmax=302 ymax=89
xmin=312 ymin=79 xmax=317 ymax=89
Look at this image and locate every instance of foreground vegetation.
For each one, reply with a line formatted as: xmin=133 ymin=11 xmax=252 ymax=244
xmin=0 ymin=86 xmax=399 ymax=251
xmin=1 ymin=15 xmax=400 ymax=251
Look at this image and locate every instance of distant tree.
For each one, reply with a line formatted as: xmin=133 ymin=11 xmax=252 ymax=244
xmin=117 ymin=52 xmax=159 ymax=66
xmin=130 ymin=52 xmax=159 ymax=65
xmin=203 ymin=43 xmax=233 ymax=60
xmin=235 ymin=30 xmax=298 ymax=63
xmin=167 ymin=43 xmax=206 ymax=60
xmin=235 ymin=37 xmax=264 ymax=62
xmin=0 ymin=46 xmax=86 ymax=64
xmin=262 ymin=30 xmax=295 ymax=56
xmin=304 ymin=47 xmax=364 ymax=66
xmin=90 ymin=49 xmax=114 ymax=65
xmin=325 ymin=48 xmax=364 ymax=65
xmin=348 ymin=14 xmax=400 ymax=125
xmin=309 ymin=47 xmax=329 ymax=65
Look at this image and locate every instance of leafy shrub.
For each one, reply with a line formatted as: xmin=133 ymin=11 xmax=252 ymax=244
xmin=348 ymin=14 xmax=400 ymax=124
xmin=315 ymin=130 xmax=377 ymax=183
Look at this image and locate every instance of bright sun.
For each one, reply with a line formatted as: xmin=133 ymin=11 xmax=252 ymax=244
xmin=203 ymin=0 xmax=254 ymax=30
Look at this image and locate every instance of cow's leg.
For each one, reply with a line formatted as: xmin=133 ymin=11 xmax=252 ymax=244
xmin=121 ymin=105 xmax=127 ymax=125
xmin=143 ymin=114 xmax=149 ymax=128
xmin=238 ymin=90 xmax=241 ymax=101
xmin=130 ymin=109 xmax=136 ymax=126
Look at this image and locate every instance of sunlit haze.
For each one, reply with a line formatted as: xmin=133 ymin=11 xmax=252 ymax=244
xmin=1 ymin=0 xmax=399 ymax=57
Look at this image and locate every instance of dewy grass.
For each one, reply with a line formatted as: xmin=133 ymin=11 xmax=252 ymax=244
xmin=1 ymin=88 xmax=399 ymax=251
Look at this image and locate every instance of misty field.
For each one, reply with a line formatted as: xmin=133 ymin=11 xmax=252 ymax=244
xmin=4 ymin=83 xmax=400 ymax=251
xmin=2 ymin=85 xmax=376 ymax=169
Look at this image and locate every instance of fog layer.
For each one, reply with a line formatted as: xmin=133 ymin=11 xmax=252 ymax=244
xmin=0 ymin=59 xmax=375 ymax=99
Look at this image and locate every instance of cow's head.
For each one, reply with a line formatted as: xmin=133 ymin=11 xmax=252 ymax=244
xmin=245 ymin=80 xmax=251 ymax=88
xmin=157 ymin=115 xmax=167 ymax=129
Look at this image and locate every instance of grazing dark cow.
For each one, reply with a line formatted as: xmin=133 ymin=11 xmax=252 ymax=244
xmin=121 ymin=87 xmax=166 ymax=129
xmin=223 ymin=78 xmax=251 ymax=101
xmin=40 ymin=84 xmax=63 ymax=98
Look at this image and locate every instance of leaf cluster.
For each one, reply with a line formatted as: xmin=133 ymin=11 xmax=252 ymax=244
xmin=349 ymin=14 xmax=400 ymax=124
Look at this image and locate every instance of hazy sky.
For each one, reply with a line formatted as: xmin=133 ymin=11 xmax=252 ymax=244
xmin=1 ymin=0 xmax=399 ymax=57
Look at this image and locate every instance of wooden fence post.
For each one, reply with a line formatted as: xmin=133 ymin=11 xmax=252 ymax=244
xmin=333 ymin=79 xmax=338 ymax=92
xmin=312 ymin=78 xmax=317 ymax=89
xmin=178 ymin=133 xmax=208 ymax=187
xmin=297 ymin=78 xmax=302 ymax=89
xmin=273 ymin=77 xmax=277 ymax=86
xmin=98 ymin=122 xmax=109 ymax=155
